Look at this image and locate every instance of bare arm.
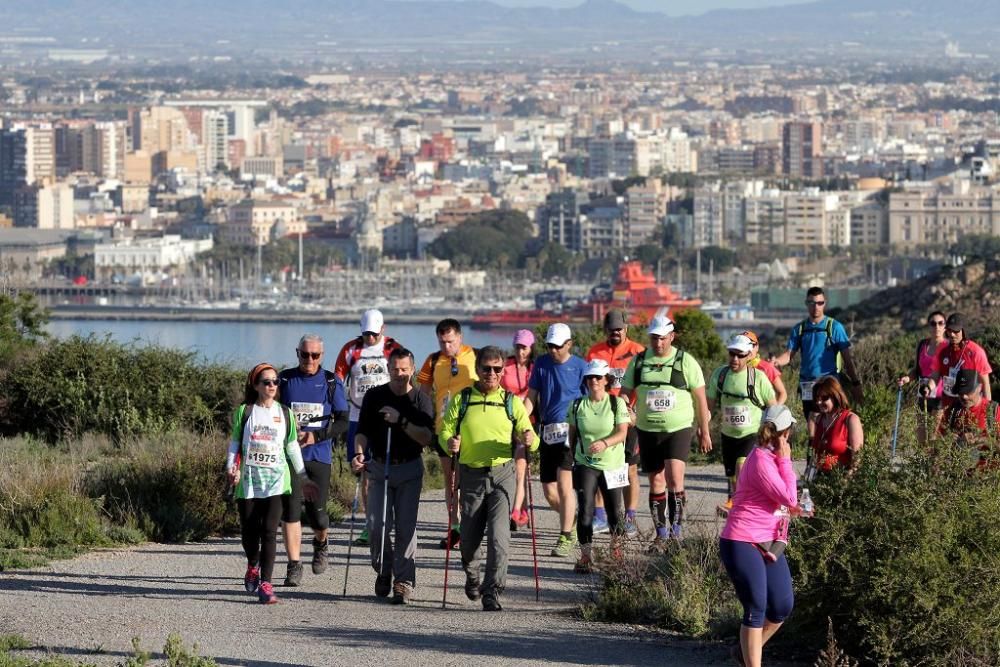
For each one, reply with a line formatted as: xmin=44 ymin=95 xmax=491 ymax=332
xmin=771 ymin=348 xmax=793 ymax=368
xmin=771 ymin=374 xmax=788 ymax=405
xmin=692 ymin=385 xmax=712 ymax=453
xmin=523 ymin=388 xmax=538 ymax=420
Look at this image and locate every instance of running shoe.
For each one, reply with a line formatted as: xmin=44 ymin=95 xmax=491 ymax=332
xmin=438 ymin=528 xmax=461 ymax=550
xmin=574 ymin=554 xmax=593 ymax=574
xmin=353 ymin=528 xmax=370 ymax=546
xmin=243 ymin=565 xmax=260 ymax=593
xmin=550 ymin=534 xmax=575 ymax=558
xmin=257 ymin=581 xmax=278 ymax=605
xmin=624 ymin=515 xmax=638 ymax=538
xmin=375 ymin=573 xmax=392 ymax=598
xmin=284 ymin=561 xmax=303 ymax=587
xmin=592 ymin=515 xmax=610 ymax=534
xmin=391 ymin=581 xmax=413 ymax=605
xmin=312 ymin=539 xmax=329 ymax=575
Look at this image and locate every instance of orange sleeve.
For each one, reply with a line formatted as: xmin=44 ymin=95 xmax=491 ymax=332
xmin=417 ymin=354 xmax=435 ymax=386
xmin=333 ymin=340 xmax=354 ymax=380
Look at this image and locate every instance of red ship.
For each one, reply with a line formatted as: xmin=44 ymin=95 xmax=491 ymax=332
xmin=472 ymin=261 xmax=702 ymax=328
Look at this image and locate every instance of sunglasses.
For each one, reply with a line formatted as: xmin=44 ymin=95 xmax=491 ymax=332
xmin=450 ymin=357 xmax=459 ymax=377
xmin=806 ymin=300 xmax=826 ymax=306
xmin=362 ymin=331 xmax=379 ymax=338
xmin=546 ymin=343 xmax=567 ymax=350
xmin=946 ymin=328 xmax=962 ymax=335
xmin=728 ymin=350 xmax=750 ymax=359
xmin=298 ymin=350 xmax=321 ymax=360
xmin=257 ymin=378 xmax=279 ymax=387
xmin=480 ymin=365 xmax=503 ymax=375
xmin=929 ymin=320 xmax=946 ymax=326
xmin=585 ymin=375 xmax=605 ymax=381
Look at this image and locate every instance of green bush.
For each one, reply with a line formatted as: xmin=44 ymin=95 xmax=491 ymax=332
xmin=1 ymin=336 xmax=242 ymax=443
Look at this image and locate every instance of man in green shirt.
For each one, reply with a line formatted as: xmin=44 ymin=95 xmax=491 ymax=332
xmin=440 ymin=346 xmax=535 ymax=611
xmin=621 ymin=316 xmax=711 ymax=543
xmin=707 ymin=333 xmax=776 ymax=514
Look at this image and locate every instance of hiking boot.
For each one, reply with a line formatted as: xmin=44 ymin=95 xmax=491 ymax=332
xmin=391 ymin=581 xmax=413 ymax=605
xmin=353 ymin=528 xmax=370 ymax=546
xmin=574 ymin=554 xmax=593 ymax=574
xmin=464 ymin=572 xmax=481 ymax=601
xmin=311 ymin=539 xmax=328 ymax=575
xmin=375 ymin=573 xmax=392 ymax=598
xmin=243 ymin=565 xmax=260 ymax=593
xmin=257 ymin=581 xmax=278 ymax=604
xmin=550 ymin=534 xmax=575 ymax=558
xmin=284 ymin=561 xmax=303 ymax=587
xmin=592 ymin=515 xmax=610 ymax=534
xmin=439 ymin=528 xmax=461 ymax=550
xmin=481 ymin=592 xmax=502 ymax=611
xmin=624 ymin=515 xmax=638 ymax=538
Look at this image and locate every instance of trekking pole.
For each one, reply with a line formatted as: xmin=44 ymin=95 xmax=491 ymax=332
xmin=891 ymin=385 xmax=903 ymax=459
xmin=442 ymin=452 xmax=459 ymax=609
xmin=526 ymin=454 xmax=540 ymax=603
xmin=376 ymin=428 xmax=392 ymax=580
xmin=341 ymin=476 xmax=361 ymax=597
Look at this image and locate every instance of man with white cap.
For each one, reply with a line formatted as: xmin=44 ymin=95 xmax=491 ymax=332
xmin=708 ymin=333 xmax=776 ymax=515
xmin=524 ymin=322 xmax=587 ymax=557
xmin=621 ymin=315 xmax=711 ymax=543
xmin=334 ymin=309 xmax=404 ymax=546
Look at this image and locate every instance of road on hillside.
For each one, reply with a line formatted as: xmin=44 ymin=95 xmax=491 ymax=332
xmin=0 ymin=465 xmax=776 ymax=666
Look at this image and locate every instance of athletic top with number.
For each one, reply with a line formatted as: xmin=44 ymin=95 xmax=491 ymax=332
xmin=528 ymin=353 xmax=587 ymax=443
xmin=356 ymin=384 xmax=434 ymax=463
xmin=720 ymin=445 xmax=797 ymax=544
xmin=707 ymin=366 xmax=775 ymax=438
xmin=586 ymin=338 xmax=646 ymax=396
xmin=334 ymin=336 xmax=403 ymax=422
xmin=786 ymin=316 xmax=850 ymax=381
xmin=418 ymin=344 xmax=478 ymax=433
xmin=278 ymin=367 xmax=349 ymax=465
xmin=500 ymin=357 xmax=533 ymax=400
xmin=227 ymin=402 xmax=304 ymax=500
xmin=933 ymin=340 xmax=992 ymax=399
xmin=438 ymin=385 xmax=535 ymax=468
xmin=568 ymin=394 xmax=630 ymax=471
xmin=621 ymin=347 xmax=705 ymax=433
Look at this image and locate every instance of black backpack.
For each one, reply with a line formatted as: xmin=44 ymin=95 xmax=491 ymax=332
xmin=570 ymin=394 xmax=620 ymax=457
xmin=631 ymin=349 xmax=688 ymax=391
xmin=716 ymin=366 xmax=764 ymax=409
xmin=452 ymin=386 xmax=516 ymax=438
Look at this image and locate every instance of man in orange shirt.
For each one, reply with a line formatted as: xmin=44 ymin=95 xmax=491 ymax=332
xmin=586 ymin=310 xmax=644 ymax=536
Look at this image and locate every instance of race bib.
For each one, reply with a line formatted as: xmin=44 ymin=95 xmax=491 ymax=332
xmin=800 ymin=381 xmax=816 ymax=401
xmin=291 ymin=402 xmax=324 ymax=428
xmin=943 ymin=367 xmax=959 ymax=396
xmin=646 ymin=388 xmax=675 ymax=413
xmin=723 ymin=405 xmax=751 ymax=427
xmin=603 ymin=464 xmax=629 ymax=490
xmin=609 ymin=367 xmax=626 ymax=389
xmin=246 ymin=438 xmax=282 ymax=469
xmin=542 ymin=422 xmax=569 ymax=446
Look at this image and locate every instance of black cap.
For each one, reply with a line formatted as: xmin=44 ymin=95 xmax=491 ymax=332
xmin=603 ymin=310 xmax=627 ymax=329
xmin=953 ymin=368 xmax=980 ymax=395
xmin=945 ymin=313 xmax=963 ymax=333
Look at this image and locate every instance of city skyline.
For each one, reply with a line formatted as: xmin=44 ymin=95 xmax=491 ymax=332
xmin=397 ymin=0 xmax=816 ymax=16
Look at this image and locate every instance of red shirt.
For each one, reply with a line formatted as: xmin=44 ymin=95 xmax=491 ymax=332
xmin=752 ymin=357 xmax=781 ymax=386
xmin=939 ymin=398 xmax=1000 ymax=467
xmin=501 ymin=357 xmax=532 ymax=400
xmin=812 ymin=409 xmax=854 ymax=471
xmin=586 ymin=338 xmax=645 ymax=396
xmin=934 ymin=340 xmax=992 ymax=399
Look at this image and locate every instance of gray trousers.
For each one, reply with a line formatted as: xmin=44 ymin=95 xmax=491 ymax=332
xmin=366 ymin=457 xmax=423 ymax=586
xmin=459 ymin=460 xmax=515 ymax=597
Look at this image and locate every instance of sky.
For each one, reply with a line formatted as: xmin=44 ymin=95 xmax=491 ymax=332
xmin=461 ymin=0 xmax=816 ymax=16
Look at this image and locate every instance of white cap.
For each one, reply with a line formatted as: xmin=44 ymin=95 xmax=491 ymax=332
xmin=583 ymin=358 xmax=611 ymax=377
xmin=545 ymin=322 xmax=573 ymax=346
xmin=726 ymin=333 xmax=754 ymax=354
xmin=360 ymin=309 xmax=384 ymax=333
xmin=762 ymin=405 xmax=796 ymax=431
xmin=648 ymin=316 xmax=675 ymax=336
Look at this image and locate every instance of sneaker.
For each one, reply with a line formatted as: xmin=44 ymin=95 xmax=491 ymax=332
xmin=550 ymin=534 xmax=575 ymax=558
xmin=284 ymin=561 xmax=303 ymax=587
xmin=391 ymin=581 xmax=413 ymax=605
xmin=671 ymin=523 xmax=683 ymax=540
xmin=592 ymin=515 xmax=610 ymax=534
xmin=574 ymin=555 xmax=593 ymax=574
xmin=243 ymin=565 xmax=260 ymax=593
xmin=481 ymin=593 xmax=502 ymax=611
xmin=514 ymin=509 xmax=530 ymax=529
xmin=438 ymin=528 xmax=461 ymax=550
xmin=464 ymin=572 xmax=481 ymax=601
xmin=375 ymin=573 xmax=392 ymax=598
xmin=311 ymin=539 xmax=328 ymax=575
xmin=624 ymin=515 xmax=638 ymax=537
xmin=257 ymin=581 xmax=278 ymax=604
xmin=353 ymin=528 xmax=370 ymax=546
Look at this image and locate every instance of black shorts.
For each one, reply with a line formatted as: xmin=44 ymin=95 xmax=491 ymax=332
xmin=539 ymin=444 xmax=574 ymax=484
xmin=721 ymin=433 xmax=756 ymax=478
xmin=282 ymin=459 xmax=331 ymax=529
xmin=918 ymin=397 xmax=941 ymax=413
xmin=638 ymin=427 xmax=694 ymax=473
xmin=625 ymin=425 xmax=640 ymax=466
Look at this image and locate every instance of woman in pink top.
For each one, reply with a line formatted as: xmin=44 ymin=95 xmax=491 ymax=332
xmin=898 ymin=311 xmax=958 ymax=443
xmin=719 ymin=404 xmax=805 ymax=667
xmin=503 ymin=329 xmax=535 ymax=528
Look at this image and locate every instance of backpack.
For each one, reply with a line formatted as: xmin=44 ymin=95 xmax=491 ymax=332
xmin=570 ymin=394 xmax=620 ymax=456
xmin=346 ymin=335 xmax=402 ymax=372
xmin=236 ymin=402 xmax=295 ymax=451
xmin=453 ymin=386 xmax=516 ymax=438
xmin=716 ymin=366 xmax=765 ymax=409
xmin=794 ymin=317 xmax=843 ymax=372
xmin=631 ymin=349 xmax=688 ymax=391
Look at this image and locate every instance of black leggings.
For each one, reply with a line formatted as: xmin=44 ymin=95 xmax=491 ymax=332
xmin=238 ymin=496 xmax=283 ymax=582
xmin=574 ymin=466 xmax=624 ymax=546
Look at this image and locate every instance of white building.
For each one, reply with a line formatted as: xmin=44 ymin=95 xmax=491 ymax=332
xmin=202 ymin=110 xmax=230 ymax=172
xmin=93 ymin=234 xmax=213 ymax=279
xmin=37 ymin=183 xmax=74 ymax=230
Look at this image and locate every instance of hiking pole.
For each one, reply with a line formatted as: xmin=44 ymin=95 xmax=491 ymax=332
xmin=891 ymin=385 xmax=903 ymax=459
xmin=525 ymin=454 xmax=540 ymax=603
xmin=442 ymin=452 xmax=459 ymax=609
xmin=341 ymin=475 xmax=361 ymax=597
xmin=376 ymin=428 xmax=392 ymax=581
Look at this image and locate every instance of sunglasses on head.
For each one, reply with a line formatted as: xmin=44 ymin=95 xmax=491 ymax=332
xmin=257 ymin=378 xmax=279 ymax=387
xmin=298 ymin=350 xmax=321 ymax=360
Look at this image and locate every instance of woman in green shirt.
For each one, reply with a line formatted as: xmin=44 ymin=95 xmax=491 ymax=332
xmin=568 ymin=359 xmax=631 ymax=573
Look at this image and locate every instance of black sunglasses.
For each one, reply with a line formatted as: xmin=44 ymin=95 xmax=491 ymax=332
xmin=728 ymin=350 xmax=750 ymax=359
xmin=298 ymin=350 xmax=321 ymax=360
xmin=480 ymin=365 xmax=503 ymax=375
xmin=257 ymin=378 xmax=279 ymax=387
xmin=450 ymin=357 xmax=459 ymax=377
xmin=806 ymin=300 xmax=826 ymax=306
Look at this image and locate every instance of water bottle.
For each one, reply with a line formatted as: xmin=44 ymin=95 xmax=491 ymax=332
xmin=799 ymin=488 xmax=814 ymax=515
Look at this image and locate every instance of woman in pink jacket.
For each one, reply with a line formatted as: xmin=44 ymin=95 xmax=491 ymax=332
xmin=719 ymin=404 xmax=806 ymax=667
